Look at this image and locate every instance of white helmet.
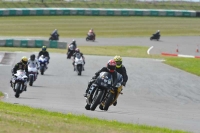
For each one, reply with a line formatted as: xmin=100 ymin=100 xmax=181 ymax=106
xmin=157 ymin=30 xmax=160 ymax=32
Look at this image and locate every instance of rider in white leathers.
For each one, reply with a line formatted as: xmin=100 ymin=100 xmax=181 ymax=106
xmin=27 ymin=54 xmax=40 ymax=73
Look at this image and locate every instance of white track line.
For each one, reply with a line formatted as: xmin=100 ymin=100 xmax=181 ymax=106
xmin=147 ymin=46 xmax=154 ymax=55
xmin=3 ymin=92 xmax=9 ymax=99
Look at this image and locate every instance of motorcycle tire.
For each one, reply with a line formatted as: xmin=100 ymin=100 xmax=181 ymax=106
xmin=15 ymin=83 xmax=21 ymax=98
xmin=85 ymin=104 xmax=90 ymax=110
xmin=40 ymin=67 xmax=44 ymax=75
xmin=29 ymin=75 xmax=33 ymax=86
xmin=103 ymin=93 xmax=114 ymax=111
xmin=90 ymin=90 xmax=103 ymax=111
xmin=86 ymin=37 xmax=89 ymax=41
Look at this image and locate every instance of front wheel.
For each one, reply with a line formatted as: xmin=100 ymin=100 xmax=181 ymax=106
xmin=29 ymin=75 xmax=33 ymax=86
xmin=85 ymin=104 xmax=90 ymax=110
xmin=104 ymin=93 xmax=114 ymax=111
xmin=15 ymin=83 xmax=21 ymax=98
xmin=86 ymin=37 xmax=89 ymax=41
xmin=90 ymin=90 xmax=104 ymax=111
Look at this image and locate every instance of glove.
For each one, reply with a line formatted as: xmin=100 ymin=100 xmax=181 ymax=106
xmin=12 ymin=73 xmax=14 ymax=76
xmin=121 ymin=82 xmax=126 ymax=86
xmin=92 ymin=76 xmax=97 ymax=79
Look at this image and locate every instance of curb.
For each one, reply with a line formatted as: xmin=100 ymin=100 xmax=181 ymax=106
xmin=161 ymin=52 xmax=200 ymax=58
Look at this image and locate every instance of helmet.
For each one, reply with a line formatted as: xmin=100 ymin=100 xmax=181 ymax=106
xmin=107 ymin=59 xmax=116 ymax=73
xmin=157 ymin=30 xmax=160 ymax=32
xmin=30 ymin=54 xmax=35 ymax=61
xmin=42 ymin=46 xmax=47 ymax=51
xmin=21 ymin=56 xmax=28 ymax=65
xmin=75 ymin=48 xmax=80 ymax=52
xmin=114 ymin=55 xmax=122 ymax=68
xmin=72 ymin=39 xmax=76 ymax=43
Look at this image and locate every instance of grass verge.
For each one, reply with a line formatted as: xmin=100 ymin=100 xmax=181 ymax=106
xmin=0 ymin=16 xmax=200 ymax=37
xmin=0 ymin=1 xmax=200 ymax=10
xmin=0 ymin=101 xmax=188 ymax=133
xmin=0 ymin=92 xmax=4 ymax=99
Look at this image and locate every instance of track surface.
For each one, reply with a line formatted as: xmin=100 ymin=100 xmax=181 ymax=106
xmin=0 ymin=36 xmax=200 ymax=133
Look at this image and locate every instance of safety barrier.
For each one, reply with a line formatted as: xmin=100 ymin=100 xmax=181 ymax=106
xmin=0 ymin=39 xmax=67 ymax=49
xmin=0 ymin=8 xmax=197 ymax=17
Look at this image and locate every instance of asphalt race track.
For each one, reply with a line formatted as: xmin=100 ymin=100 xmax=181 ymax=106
xmin=0 ymin=36 xmax=200 ymax=133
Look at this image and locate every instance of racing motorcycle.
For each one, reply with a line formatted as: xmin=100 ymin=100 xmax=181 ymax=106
xmin=74 ymin=53 xmax=84 ymax=76
xmin=85 ymin=72 xmax=123 ymax=111
xmin=49 ymin=33 xmax=59 ymax=41
xmin=67 ymin=44 xmax=76 ymax=59
xmin=150 ymin=34 xmax=160 ymax=41
xmin=28 ymin=63 xmax=38 ymax=86
xmin=86 ymin=34 xmax=95 ymax=41
xmin=11 ymin=70 xmax=28 ymax=98
xmin=38 ymin=55 xmax=48 ymax=75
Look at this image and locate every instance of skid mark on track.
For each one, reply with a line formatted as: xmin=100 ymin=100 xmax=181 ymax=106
xmin=0 ymin=53 xmax=16 ymax=66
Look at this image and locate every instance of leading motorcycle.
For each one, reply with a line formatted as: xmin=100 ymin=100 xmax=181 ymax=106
xmin=150 ymin=34 xmax=160 ymax=41
xmin=11 ymin=70 xmax=28 ymax=98
xmin=85 ymin=72 xmax=123 ymax=111
xmin=28 ymin=63 xmax=38 ymax=86
xmin=49 ymin=34 xmax=59 ymax=41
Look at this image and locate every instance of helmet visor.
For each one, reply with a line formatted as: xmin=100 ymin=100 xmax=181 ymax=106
xmin=116 ymin=61 xmax=122 ymax=66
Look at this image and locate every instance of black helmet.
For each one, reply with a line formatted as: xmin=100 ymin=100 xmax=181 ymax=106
xmin=30 ymin=54 xmax=35 ymax=61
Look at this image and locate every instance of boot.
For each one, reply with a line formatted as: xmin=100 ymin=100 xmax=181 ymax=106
xmin=113 ymin=100 xmax=117 ymax=106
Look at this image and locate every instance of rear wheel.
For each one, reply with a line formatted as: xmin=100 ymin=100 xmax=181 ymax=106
xmin=41 ymin=67 xmax=44 ymax=75
xmin=104 ymin=93 xmax=114 ymax=111
xmin=29 ymin=75 xmax=33 ymax=86
xmin=90 ymin=90 xmax=103 ymax=111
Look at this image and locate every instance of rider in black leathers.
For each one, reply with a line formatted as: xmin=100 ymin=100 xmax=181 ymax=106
xmin=37 ymin=46 xmax=50 ymax=63
xmin=10 ymin=56 xmax=29 ymax=91
xmin=113 ymin=55 xmax=128 ymax=106
xmin=50 ymin=29 xmax=59 ymax=40
xmin=114 ymin=55 xmax=128 ymax=87
xmin=83 ymin=59 xmax=118 ymax=97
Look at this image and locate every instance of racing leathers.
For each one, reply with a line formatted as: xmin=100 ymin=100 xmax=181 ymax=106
xmin=72 ymin=52 xmax=85 ymax=71
xmin=116 ymin=65 xmax=128 ymax=86
xmin=37 ymin=51 xmax=50 ymax=63
xmin=84 ymin=67 xmax=119 ymax=94
xmin=27 ymin=58 xmax=40 ymax=76
xmin=10 ymin=62 xmax=28 ymax=91
xmin=87 ymin=30 xmax=95 ymax=40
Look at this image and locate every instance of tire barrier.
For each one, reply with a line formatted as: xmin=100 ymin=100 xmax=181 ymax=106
xmin=0 ymin=8 xmax=197 ymax=17
xmin=0 ymin=39 xmax=67 ymax=49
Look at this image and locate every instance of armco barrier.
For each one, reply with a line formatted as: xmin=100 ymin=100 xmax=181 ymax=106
xmin=0 ymin=8 xmax=197 ymax=17
xmin=0 ymin=39 xmax=67 ymax=49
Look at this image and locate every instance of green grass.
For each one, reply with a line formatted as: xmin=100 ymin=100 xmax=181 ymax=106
xmin=164 ymin=57 xmax=200 ymax=76
xmin=0 ymin=92 xmax=3 ymax=98
xmin=0 ymin=101 xmax=188 ymax=133
xmin=0 ymin=16 xmax=200 ymax=37
xmin=0 ymin=1 xmax=200 ymax=10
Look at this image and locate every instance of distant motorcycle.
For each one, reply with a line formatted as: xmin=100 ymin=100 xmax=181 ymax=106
xmin=86 ymin=34 xmax=95 ymax=41
xmin=150 ymin=34 xmax=160 ymax=41
xmin=67 ymin=44 xmax=76 ymax=59
xmin=11 ymin=70 xmax=28 ymax=98
xmin=85 ymin=72 xmax=123 ymax=111
xmin=28 ymin=63 xmax=38 ymax=86
xmin=74 ymin=53 xmax=84 ymax=76
xmin=38 ymin=55 xmax=48 ymax=75
xmin=49 ymin=34 xmax=59 ymax=41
